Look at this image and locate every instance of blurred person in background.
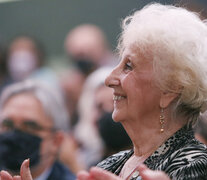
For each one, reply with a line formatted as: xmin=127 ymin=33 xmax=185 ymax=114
xmin=6 ymin=35 xmax=44 ymax=82
xmin=0 ymin=43 xmax=10 ymax=94
xmin=2 ymin=3 xmax=207 ymax=180
xmin=64 ymin=24 xmax=116 ymax=75
xmin=61 ymin=69 xmax=85 ymax=127
xmin=195 ymin=112 xmax=207 ymax=145
xmin=59 ymin=69 xmax=132 ymax=170
xmin=94 ymin=84 xmax=132 ymax=159
xmin=73 ymin=67 xmax=114 ymax=168
xmin=0 ymin=80 xmax=76 ymax=180
xmin=59 ymin=25 xmax=118 ymax=169
xmin=6 ymin=35 xmax=60 ymax=91
xmin=61 ymin=24 xmax=117 ymax=127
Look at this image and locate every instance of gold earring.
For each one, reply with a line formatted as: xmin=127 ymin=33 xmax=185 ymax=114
xmin=160 ymin=108 xmax=165 ymax=133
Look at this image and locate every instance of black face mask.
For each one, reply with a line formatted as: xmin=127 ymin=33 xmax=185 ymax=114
xmin=97 ymin=112 xmax=132 ymax=151
xmin=0 ymin=129 xmax=42 ymax=172
xmin=72 ymin=57 xmax=96 ymax=75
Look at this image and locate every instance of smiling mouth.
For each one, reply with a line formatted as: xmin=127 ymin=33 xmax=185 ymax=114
xmin=113 ymin=95 xmax=126 ymax=101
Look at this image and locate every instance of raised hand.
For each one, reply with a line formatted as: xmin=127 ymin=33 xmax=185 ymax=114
xmin=77 ymin=165 xmax=171 ymax=180
xmin=0 ymin=170 xmax=13 ymax=180
xmin=77 ymin=167 xmax=121 ymax=180
xmin=20 ymin=159 xmax=32 ymax=180
xmin=0 ymin=159 xmax=33 ymax=180
xmin=138 ymin=164 xmax=170 ymax=180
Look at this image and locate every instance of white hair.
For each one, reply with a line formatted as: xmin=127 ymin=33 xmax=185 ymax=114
xmin=0 ymin=80 xmax=70 ymax=131
xmin=118 ymin=3 xmax=207 ymax=124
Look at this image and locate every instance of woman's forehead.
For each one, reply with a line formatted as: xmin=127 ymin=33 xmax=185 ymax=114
xmin=121 ymin=45 xmax=152 ymax=64
xmin=121 ymin=46 xmax=137 ymax=59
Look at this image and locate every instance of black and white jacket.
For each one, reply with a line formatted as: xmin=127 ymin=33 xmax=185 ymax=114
xmin=97 ymin=125 xmax=207 ymax=180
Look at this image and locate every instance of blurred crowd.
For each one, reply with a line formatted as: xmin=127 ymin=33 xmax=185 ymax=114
xmin=0 ymin=24 xmax=132 ymax=179
xmin=0 ymin=23 xmax=206 ymax=180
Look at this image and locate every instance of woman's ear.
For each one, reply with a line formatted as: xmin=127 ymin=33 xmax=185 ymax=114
xmin=160 ymin=92 xmax=179 ymax=108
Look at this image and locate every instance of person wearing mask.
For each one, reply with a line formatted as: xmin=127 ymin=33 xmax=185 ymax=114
xmin=73 ymin=67 xmax=115 ymax=168
xmin=62 ymin=24 xmax=117 ymax=128
xmin=95 ymin=84 xmax=132 ymax=159
xmin=64 ymin=24 xmax=116 ymax=75
xmin=6 ymin=35 xmax=44 ymax=82
xmin=0 ymin=80 xmax=76 ymax=180
xmin=6 ymin=35 xmax=60 ymax=92
xmin=2 ymin=3 xmax=207 ymax=180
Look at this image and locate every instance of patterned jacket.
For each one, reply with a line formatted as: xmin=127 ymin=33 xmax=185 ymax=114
xmin=97 ymin=126 xmax=207 ymax=180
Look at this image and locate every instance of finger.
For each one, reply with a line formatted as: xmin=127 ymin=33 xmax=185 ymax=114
xmin=77 ymin=170 xmax=93 ymax=180
xmin=0 ymin=171 xmax=13 ymax=180
xmin=141 ymin=171 xmax=170 ymax=180
xmin=13 ymin=176 xmax=21 ymax=180
xmin=138 ymin=164 xmax=156 ymax=180
xmin=90 ymin=167 xmax=121 ymax=180
xmin=137 ymin=164 xmax=148 ymax=172
xmin=20 ymin=159 xmax=33 ymax=180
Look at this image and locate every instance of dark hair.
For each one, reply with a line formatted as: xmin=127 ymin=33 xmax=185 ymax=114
xmin=194 ymin=115 xmax=207 ymax=141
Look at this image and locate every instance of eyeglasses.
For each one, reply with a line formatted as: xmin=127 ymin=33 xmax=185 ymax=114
xmin=0 ymin=118 xmax=55 ymax=135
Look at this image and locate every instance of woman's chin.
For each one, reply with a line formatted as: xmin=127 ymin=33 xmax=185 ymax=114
xmin=112 ymin=111 xmax=125 ymax=122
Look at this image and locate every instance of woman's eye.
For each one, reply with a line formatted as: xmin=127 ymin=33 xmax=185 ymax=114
xmin=124 ymin=61 xmax=133 ymax=71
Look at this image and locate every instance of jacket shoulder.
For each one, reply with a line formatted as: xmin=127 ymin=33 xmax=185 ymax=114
xmin=164 ymin=142 xmax=207 ymax=180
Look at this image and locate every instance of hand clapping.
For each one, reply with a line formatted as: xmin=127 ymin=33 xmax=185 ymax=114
xmin=0 ymin=159 xmax=32 ymax=180
xmin=0 ymin=161 xmax=170 ymax=180
xmin=77 ymin=164 xmax=170 ymax=180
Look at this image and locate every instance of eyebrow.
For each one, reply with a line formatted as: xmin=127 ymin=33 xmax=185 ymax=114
xmin=22 ymin=120 xmax=40 ymax=126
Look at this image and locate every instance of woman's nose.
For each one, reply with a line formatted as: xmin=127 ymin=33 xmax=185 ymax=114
xmin=105 ymin=67 xmax=120 ymax=88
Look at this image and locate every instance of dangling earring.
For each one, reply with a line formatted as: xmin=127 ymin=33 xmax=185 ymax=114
xmin=160 ymin=108 xmax=165 ymax=133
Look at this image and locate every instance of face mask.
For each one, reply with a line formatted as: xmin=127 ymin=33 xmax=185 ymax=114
xmin=8 ymin=50 xmax=38 ymax=81
xmin=97 ymin=112 xmax=132 ymax=151
xmin=72 ymin=57 xmax=96 ymax=75
xmin=0 ymin=129 xmax=42 ymax=172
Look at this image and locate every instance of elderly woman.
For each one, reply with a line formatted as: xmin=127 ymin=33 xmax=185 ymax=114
xmin=1 ymin=3 xmax=207 ymax=180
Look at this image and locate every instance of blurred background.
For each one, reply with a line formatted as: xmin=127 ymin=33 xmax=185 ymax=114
xmin=0 ymin=0 xmax=207 ymax=67
xmin=0 ymin=0 xmax=207 ymax=177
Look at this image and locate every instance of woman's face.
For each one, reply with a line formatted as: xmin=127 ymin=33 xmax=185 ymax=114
xmin=105 ymin=47 xmax=162 ymax=123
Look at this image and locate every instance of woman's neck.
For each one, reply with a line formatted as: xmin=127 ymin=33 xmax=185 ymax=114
xmin=121 ymin=112 xmax=185 ymax=157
